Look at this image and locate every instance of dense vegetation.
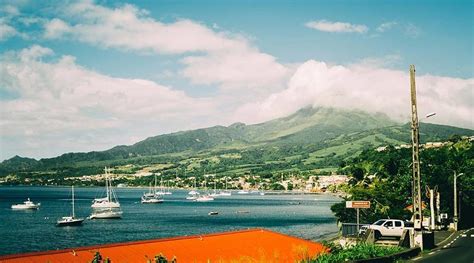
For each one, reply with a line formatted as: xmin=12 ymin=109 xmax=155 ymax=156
xmin=331 ymin=136 xmax=473 ymax=228
xmin=308 ymin=242 xmax=403 ymax=263
xmin=0 ymin=107 xmax=472 ymax=190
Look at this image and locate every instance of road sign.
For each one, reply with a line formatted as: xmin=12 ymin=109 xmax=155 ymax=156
xmin=346 ymin=201 xmax=370 ymax=209
xmin=345 ymin=201 xmax=370 ymax=237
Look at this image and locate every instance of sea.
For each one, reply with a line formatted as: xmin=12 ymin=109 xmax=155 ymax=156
xmin=0 ymin=186 xmax=340 ymax=256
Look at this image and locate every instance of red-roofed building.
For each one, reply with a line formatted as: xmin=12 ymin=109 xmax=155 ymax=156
xmin=0 ymin=229 xmax=328 ymax=263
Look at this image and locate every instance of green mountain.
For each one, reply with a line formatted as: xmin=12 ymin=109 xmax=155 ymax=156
xmin=1 ymin=107 xmax=472 ymax=178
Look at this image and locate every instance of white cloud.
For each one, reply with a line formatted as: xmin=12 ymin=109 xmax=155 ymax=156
xmin=405 ymin=23 xmax=421 ymax=38
xmin=0 ymin=45 xmax=219 ymax=159
xmin=353 ymin=54 xmax=403 ymax=68
xmin=0 ymin=20 xmax=18 ymax=41
xmin=234 ymin=60 xmax=474 ymax=129
xmin=43 ymin=18 xmax=71 ymax=39
xmin=376 ymin=21 xmax=397 ymax=32
xmin=1 ymin=5 xmax=20 ymax=16
xmin=305 ymin=20 xmax=368 ymax=33
xmin=42 ymin=0 xmax=290 ymax=97
xmin=182 ymin=50 xmax=290 ymax=91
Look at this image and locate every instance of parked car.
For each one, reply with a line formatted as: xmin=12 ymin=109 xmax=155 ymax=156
xmin=367 ymin=219 xmax=413 ymax=239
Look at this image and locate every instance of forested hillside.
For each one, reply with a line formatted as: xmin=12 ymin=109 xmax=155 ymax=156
xmin=1 ymin=107 xmax=472 ymax=182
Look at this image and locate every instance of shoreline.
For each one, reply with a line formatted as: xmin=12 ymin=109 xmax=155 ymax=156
xmin=0 ymin=184 xmax=344 ymax=196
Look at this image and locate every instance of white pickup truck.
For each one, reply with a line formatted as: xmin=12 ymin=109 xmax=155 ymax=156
xmin=366 ymin=219 xmax=414 ymax=239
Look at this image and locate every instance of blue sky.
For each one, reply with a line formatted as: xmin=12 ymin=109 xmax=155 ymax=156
xmin=0 ymin=0 xmax=472 ymax=160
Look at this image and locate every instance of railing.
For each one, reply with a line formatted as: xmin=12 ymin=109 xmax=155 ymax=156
xmin=341 ymin=223 xmax=370 ymax=237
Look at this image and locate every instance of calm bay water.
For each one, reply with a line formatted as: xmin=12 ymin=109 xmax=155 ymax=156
xmin=0 ymin=186 xmax=340 ymax=255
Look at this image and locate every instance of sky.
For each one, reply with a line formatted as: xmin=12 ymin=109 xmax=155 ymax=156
xmin=0 ymin=0 xmax=472 ymax=161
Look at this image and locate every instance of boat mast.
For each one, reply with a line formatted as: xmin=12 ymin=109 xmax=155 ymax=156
xmin=154 ymin=174 xmax=157 ymax=195
xmin=160 ymin=174 xmax=164 ymax=192
xmin=105 ymin=167 xmax=110 ymax=202
xmin=72 ymin=185 xmax=75 ymax=218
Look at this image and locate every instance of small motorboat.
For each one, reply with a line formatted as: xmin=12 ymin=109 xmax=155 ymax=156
xmin=208 ymin=211 xmax=218 ymax=216
xmin=11 ymin=198 xmax=40 ymax=210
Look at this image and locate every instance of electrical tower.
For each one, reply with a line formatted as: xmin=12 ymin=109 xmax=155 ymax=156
xmin=410 ymin=65 xmax=423 ymax=247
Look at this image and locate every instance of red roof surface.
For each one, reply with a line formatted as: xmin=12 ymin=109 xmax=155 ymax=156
xmin=0 ymin=228 xmax=327 ymax=263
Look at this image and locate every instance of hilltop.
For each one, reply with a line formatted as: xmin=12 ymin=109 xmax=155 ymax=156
xmin=1 ymin=106 xmax=472 ymax=184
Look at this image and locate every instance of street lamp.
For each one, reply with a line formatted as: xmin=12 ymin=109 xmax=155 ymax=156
xmin=453 ymin=172 xmax=464 ymax=231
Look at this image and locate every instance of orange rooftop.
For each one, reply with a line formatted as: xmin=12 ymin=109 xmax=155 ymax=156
xmin=0 ymin=229 xmax=327 ymax=263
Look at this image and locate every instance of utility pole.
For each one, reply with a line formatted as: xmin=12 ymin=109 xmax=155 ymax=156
xmin=430 ymin=188 xmax=435 ymax=230
xmin=410 ymin=65 xmax=423 ymax=248
xmin=453 ymin=172 xmax=464 ymax=231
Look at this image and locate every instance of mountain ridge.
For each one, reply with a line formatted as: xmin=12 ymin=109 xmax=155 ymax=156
xmin=1 ymin=106 xmax=472 ymax=176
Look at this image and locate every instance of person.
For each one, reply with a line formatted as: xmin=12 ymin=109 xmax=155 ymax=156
xmin=92 ymin=251 xmax=102 ymax=263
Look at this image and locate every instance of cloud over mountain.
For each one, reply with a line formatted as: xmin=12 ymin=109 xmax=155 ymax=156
xmin=235 ymin=60 xmax=473 ymax=129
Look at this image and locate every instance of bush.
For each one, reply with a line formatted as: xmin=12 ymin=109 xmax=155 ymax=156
xmin=307 ymin=243 xmax=403 ymax=263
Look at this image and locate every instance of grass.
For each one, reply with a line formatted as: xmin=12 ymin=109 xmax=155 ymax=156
xmin=307 ymin=243 xmax=404 ymax=263
xmin=304 ymin=133 xmax=405 ymax=165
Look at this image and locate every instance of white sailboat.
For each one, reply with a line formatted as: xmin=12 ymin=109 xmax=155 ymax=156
xmin=90 ymin=167 xmax=122 ymax=219
xmin=219 ymin=177 xmax=232 ymax=196
xmin=186 ymin=195 xmax=198 ymax=200
xmin=11 ymin=198 xmax=40 ymax=210
xmin=195 ymin=195 xmax=214 ymax=202
xmin=186 ymin=177 xmax=199 ymax=200
xmin=141 ymin=175 xmax=164 ymax=204
xmin=163 ymin=181 xmax=172 ymax=195
xmin=195 ymin=179 xmax=214 ymax=202
xmin=91 ymin=167 xmax=120 ymax=209
xmin=143 ymin=182 xmax=155 ymax=198
xmin=210 ymin=181 xmax=220 ymax=197
xmin=89 ymin=209 xmax=123 ymax=219
xmin=57 ymin=186 xmax=84 ymax=226
xmin=237 ymin=190 xmax=249 ymax=194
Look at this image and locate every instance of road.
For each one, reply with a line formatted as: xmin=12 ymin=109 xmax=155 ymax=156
xmin=411 ymin=228 xmax=474 ymax=263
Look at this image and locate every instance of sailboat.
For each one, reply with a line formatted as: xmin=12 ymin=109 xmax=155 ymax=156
xmin=141 ymin=175 xmax=163 ymax=204
xmin=89 ymin=208 xmax=123 ymax=219
xmin=91 ymin=168 xmax=120 ymax=209
xmin=187 ymin=177 xmax=200 ymax=196
xmin=186 ymin=177 xmax=199 ymax=200
xmin=163 ymin=181 xmax=172 ymax=195
xmin=90 ymin=167 xmax=122 ymax=219
xmin=220 ymin=177 xmax=232 ymax=196
xmin=210 ymin=181 xmax=219 ymax=197
xmin=195 ymin=179 xmax=214 ymax=202
xmin=195 ymin=195 xmax=214 ymax=202
xmin=57 ymin=186 xmax=84 ymax=226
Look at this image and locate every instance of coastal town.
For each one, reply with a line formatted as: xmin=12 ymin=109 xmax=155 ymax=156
xmin=0 ymin=0 xmax=472 ymax=262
